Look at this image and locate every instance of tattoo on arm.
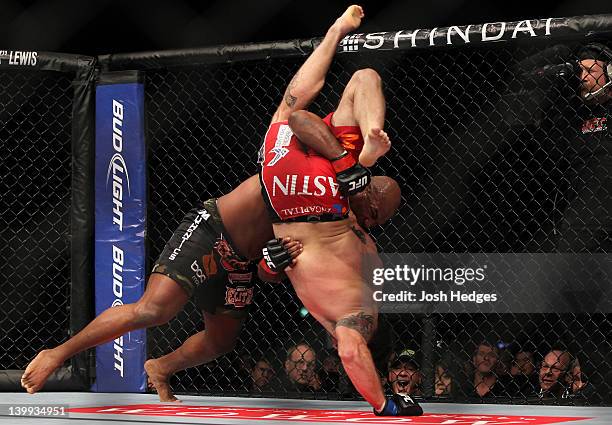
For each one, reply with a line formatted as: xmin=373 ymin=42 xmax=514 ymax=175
xmin=334 ymin=312 xmax=375 ymax=342
xmin=284 ymin=92 xmax=297 ymax=108
xmin=283 ymin=72 xmax=300 ymax=108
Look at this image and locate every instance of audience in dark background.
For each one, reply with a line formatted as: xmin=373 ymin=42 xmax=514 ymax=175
xmin=250 ymin=338 xmax=592 ymax=402
xmin=434 ymin=362 xmax=453 ymax=396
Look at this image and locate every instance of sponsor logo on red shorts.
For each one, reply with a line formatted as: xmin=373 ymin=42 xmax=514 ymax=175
xmin=281 ymin=205 xmax=334 ymax=216
xmin=272 ymin=175 xmax=340 ymax=197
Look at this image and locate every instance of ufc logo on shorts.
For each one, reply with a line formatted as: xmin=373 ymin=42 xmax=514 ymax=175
xmin=348 ymin=175 xmax=368 ymax=191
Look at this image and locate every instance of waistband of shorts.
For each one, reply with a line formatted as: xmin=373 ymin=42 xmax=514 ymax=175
xmin=202 ymin=198 xmax=223 ymax=224
xmin=201 ymin=198 xmax=249 ymax=262
xmin=272 ymin=212 xmax=349 ymax=224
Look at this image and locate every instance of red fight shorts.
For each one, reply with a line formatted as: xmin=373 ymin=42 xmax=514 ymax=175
xmin=259 ymin=121 xmax=349 ymax=223
xmin=322 ymin=112 xmax=364 ymax=161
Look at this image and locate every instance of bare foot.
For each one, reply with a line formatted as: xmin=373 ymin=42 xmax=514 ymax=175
xmin=145 ymin=359 xmax=180 ymax=403
xmin=359 ymin=128 xmax=391 ymax=167
xmin=21 ymin=349 xmax=63 ymax=394
xmin=332 ymin=5 xmax=364 ymax=37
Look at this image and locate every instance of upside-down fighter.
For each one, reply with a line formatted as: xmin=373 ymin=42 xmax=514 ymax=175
xmin=259 ymin=6 xmax=422 ymax=416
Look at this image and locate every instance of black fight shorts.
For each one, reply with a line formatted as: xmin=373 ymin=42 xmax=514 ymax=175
xmin=152 ymin=198 xmax=257 ymax=317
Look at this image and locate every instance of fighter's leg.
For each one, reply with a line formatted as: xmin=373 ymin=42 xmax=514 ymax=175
xmin=145 ymin=311 xmax=243 ymax=402
xmin=334 ymin=311 xmax=386 ymax=411
xmin=21 ymin=274 xmax=189 ymax=394
xmin=270 ymin=5 xmax=364 ymax=123
xmin=332 ymin=68 xmax=390 ymax=167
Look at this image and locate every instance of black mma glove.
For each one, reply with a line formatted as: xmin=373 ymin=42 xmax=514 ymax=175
xmin=260 ymin=238 xmax=293 ymax=274
xmin=374 ymin=392 xmax=423 ymax=417
xmin=331 ymin=150 xmax=371 ymax=197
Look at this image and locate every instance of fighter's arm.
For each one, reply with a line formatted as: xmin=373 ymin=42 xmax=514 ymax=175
xmin=288 ymin=110 xmax=371 ymax=196
xmin=257 ymin=237 xmax=303 ymax=283
xmin=288 ymin=110 xmax=344 ymax=159
xmin=258 ymin=264 xmax=288 ymax=284
xmin=269 ymin=5 xmax=364 ymax=124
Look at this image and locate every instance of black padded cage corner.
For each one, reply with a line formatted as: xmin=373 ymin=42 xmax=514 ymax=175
xmin=98 ymin=14 xmax=612 ymax=406
xmin=0 ymin=52 xmax=95 ymax=390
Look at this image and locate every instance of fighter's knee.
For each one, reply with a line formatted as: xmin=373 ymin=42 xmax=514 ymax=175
xmin=351 ymin=68 xmax=381 ymax=86
xmin=132 ymin=301 xmax=173 ymax=327
xmin=337 ymin=333 xmax=365 ymax=364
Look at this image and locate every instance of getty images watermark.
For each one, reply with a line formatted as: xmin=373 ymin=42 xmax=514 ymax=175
xmin=372 ymin=263 xmax=497 ymax=304
xmin=365 ymin=253 xmax=612 ymax=314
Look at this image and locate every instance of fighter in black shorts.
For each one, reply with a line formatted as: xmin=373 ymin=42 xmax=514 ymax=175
xmin=152 ymin=199 xmax=257 ymax=318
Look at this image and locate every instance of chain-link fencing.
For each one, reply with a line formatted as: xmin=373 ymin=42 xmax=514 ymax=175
xmin=133 ymin=35 xmax=612 ymax=405
xmin=0 ymin=70 xmax=73 ymax=370
xmin=0 ymin=53 xmax=94 ymax=389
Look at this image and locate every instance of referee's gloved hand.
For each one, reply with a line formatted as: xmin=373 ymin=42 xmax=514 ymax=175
xmin=260 ymin=237 xmax=302 ymax=275
xmin=331 ymin=150 xmax=371 ymax=197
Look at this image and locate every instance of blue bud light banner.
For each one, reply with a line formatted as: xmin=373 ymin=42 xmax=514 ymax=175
xmin=94 ymin=72 xmax=146 ymax=392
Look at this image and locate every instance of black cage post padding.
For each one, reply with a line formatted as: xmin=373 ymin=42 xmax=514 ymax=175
xmin=98 ymin=14 xmax=612 ymax=71
xmin=70 ymin=56 xmax=96 ymax=387
xmin=0 ymin=51 xmax=96 ymax=390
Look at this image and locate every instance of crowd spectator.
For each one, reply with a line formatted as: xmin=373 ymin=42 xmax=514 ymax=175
xmin=386 ymin=348 xmax=422 ymax=396
xmin=434 ymin=363 xmax=453 ymax=396
xmin=506 ymin=350 xmax=539 ymax=397
xmin=320 ymin=354 xmax=342 ymax=392
xmin=459 ymin=342 xmax=510 ymax=398
xmin=536 ymin=348 xmax=588 ymax=399
xmin=568 ymin=357 xmax=587 ymax=394
xmin=538 ymin=349 xmax=573 ymax=398
xmin=283 ymin=342 xmax=322 ymax=392
xmin=511 ymin=351 xmax=536 ymax=377
xmin=250 ymin=357 xmax=275 ymax=392
xmin=269 ymin=340 xmax=594 ymax=401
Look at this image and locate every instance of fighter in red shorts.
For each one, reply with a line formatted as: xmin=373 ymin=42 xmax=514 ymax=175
xmin=259 ymin=65 xmax=391 ymax=223
xmin=258 ymin=6 xmax=422 ymax=415
xmin=261 ymin=112 xmax=420 ymax=416
xmin=260 ymin=119 xmax=352 ymax=222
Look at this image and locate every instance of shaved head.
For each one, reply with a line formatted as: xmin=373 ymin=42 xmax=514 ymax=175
xmin=350 ymin=176 xmax=401 ymax=228
xmin=372 ymin=176 xmax=401 ymax=223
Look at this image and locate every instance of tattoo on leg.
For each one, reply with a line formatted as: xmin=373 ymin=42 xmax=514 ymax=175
xmin=334 ymin=312 xmax=375 ymax=341
xmin=283 ymin=72 xmax=300 ymax=108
